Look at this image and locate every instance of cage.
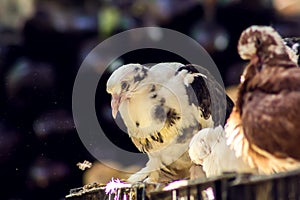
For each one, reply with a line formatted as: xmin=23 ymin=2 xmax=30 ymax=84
xmin=65 ymin=168 xmax=300 ymax=200
xmin=150 ymin=173 xmax=237 ymax=200
xmin=65 ymin=182 xmax=158 ymax=200
xmin=228 ymin=168 xmax=300 ymax=200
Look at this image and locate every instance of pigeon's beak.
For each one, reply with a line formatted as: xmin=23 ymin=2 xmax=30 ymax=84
xmin=111 ymin=92 xmax=132 ymax=119
xmin=111 ymin=94 xmax=122 ymax=119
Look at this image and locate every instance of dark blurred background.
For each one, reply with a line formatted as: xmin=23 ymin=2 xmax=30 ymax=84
xmin=0 ymin=0 xmax=299 ymax=199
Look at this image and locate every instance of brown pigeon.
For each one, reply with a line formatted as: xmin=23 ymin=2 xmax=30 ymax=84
xmin=226 ymin=25 xmax=300 ymax=174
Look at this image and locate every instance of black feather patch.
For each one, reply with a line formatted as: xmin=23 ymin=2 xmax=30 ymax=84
xmin=153 ymin=105 xmax=166 ymax=122
xmin=151 ymin=135 xmax=158 ymax=141
xmin=151 ymin=94 xmax=157 ymax=98
xmin=150 ymin=132 xmax=164 ymax=143
xmin=166 ymin=109 xmax=180 ymax=127
xmin=189 ymin=76 xmax=211 ymax=119
xmin=145 ymin=138 xmax=152 ymax=151
xmin=176 ymin=65 xmax=199 ymax=74
xmin=177 ymin=64 xmax=234 ymax=126
xmin=176 ymin=64 xmax=212 ymax=119
xmin=157 ymin=132 xmax=164 ymax=143
xmin=133 ymin=66 xmax=148 ymax=83
xmin=160 ymin=98 xmax=166 ymax=105
xmin=150 ymin=84 xmax=156 ymax=92
xmin=136 ymin=121 xmax=140 ymax=127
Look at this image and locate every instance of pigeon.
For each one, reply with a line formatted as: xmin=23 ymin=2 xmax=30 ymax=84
xmin=106 ymin=62 xmax=234 ymax=182
xmin=226 ymin=25 xmax=300 ymax=174
xmin=189 ymin=125 xmax=256 ymax=178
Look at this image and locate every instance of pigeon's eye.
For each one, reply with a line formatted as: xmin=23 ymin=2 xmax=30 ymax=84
xmin=256 ymin=38 xmax=262 ymax=46
xmin=121 ymin=81 xmax=128 ymax=90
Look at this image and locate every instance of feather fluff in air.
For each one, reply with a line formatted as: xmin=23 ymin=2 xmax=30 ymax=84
xmin=226 ymin=25 xmax=300 ymax=174
xmin=189 ymin=125 xmax=256 ymax=177
xmin=106 ymin=62 xmax=233 ymax=182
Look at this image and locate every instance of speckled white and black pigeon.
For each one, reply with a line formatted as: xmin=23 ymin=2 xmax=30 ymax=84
xmin=106 ymin=62 xmax=234 ymax=183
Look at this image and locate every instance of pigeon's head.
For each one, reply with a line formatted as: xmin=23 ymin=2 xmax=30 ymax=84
xmin=106 ymin=64 xmax=149 ymax=118
xmin=238 ymin=26 xmax=286 ymax=63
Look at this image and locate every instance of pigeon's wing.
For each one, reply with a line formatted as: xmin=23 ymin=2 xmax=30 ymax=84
xmin=241 ymin=67 xmax=300 ymax=172
xmin=175 ymin=64 xmax=234 ymax=127
xmin=243 ymin=91 xmax=300 ymax=157
xmin=149 ymin=62 xmax=185 ymax=82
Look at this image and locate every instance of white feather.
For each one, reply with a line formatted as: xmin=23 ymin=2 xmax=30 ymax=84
xmin=189 ymin=126 xmax=257 ymax=177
